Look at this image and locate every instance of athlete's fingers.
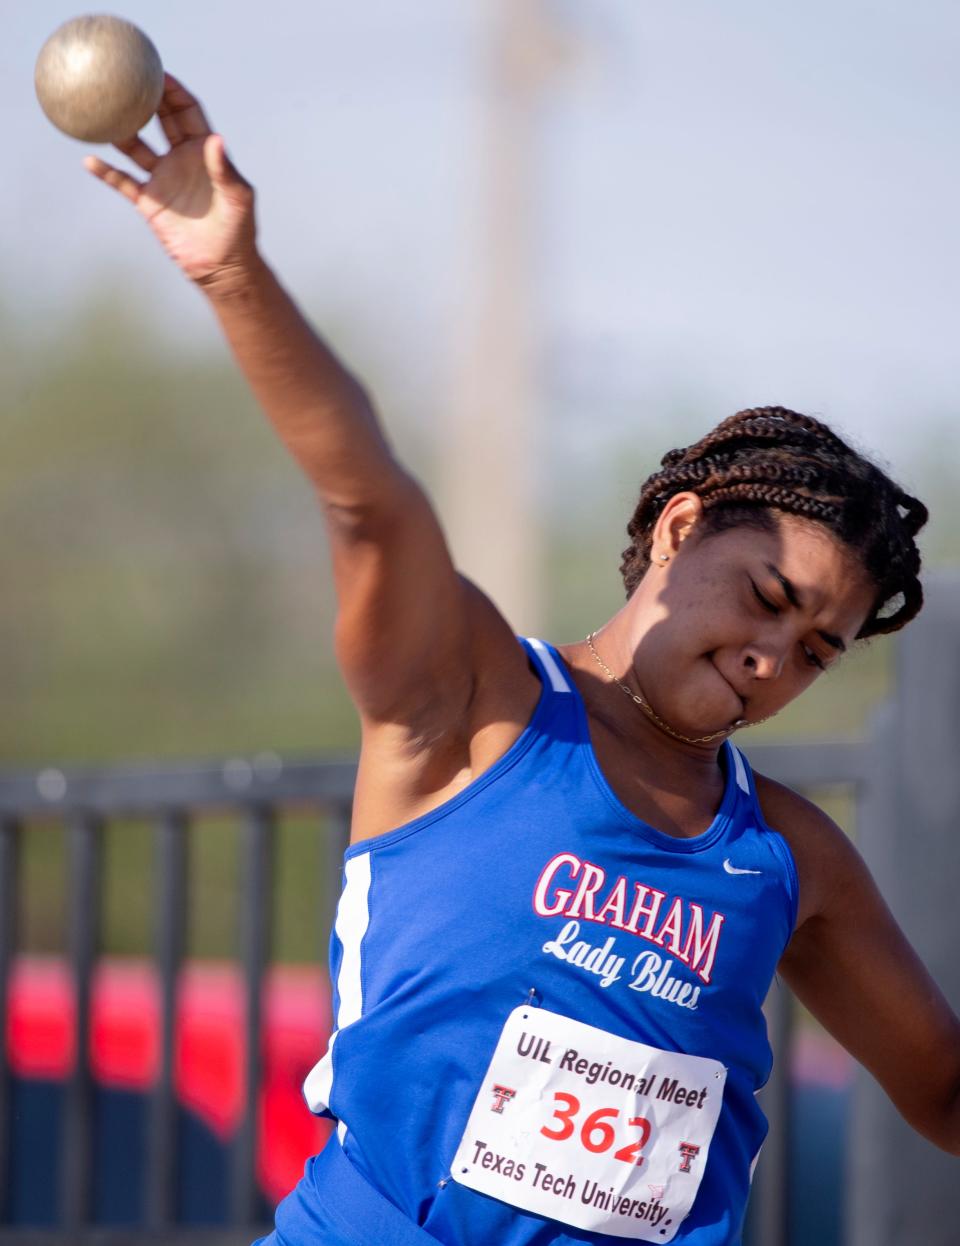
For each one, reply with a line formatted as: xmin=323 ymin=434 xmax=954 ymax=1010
xmin=84 ymin=155 xmax=144 ymax=205
xmin=158 ymin=72 xmax=213 ymax=142
xmin=113 ymin=134 xmax=160 ymax=173
xmin=156 ymin=105 xmax=182 ymax=145
xmin=202 ymin=134 xmax=252 ymax=194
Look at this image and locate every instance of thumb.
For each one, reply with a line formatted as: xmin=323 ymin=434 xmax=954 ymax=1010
xmin=203 ymin=134 xmax=251 ymax=193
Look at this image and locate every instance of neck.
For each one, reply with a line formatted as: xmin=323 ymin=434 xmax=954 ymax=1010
xmin=559 ymin=635 xmax=728 ymax=777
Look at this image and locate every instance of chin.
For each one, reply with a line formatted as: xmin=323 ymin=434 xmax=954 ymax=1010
xmin=647 ymin=664 xmax=738 ymax=735
xmin=705 ymin=660 xmax=746 ymax=716
xmin=663 ymin=696 xmax=736 ymax=738
xmin=672 ymin=687 xmax=743 ymax=734
xmin=690 ymin=715 xmax=738 ymax=738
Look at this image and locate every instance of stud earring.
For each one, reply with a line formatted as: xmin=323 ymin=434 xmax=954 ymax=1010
xmin=657 ymin=554 xmax=670 ymax=563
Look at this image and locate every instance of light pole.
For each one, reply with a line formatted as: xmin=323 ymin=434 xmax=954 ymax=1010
xmin=441 ymin=0 xmax=570 ymax=634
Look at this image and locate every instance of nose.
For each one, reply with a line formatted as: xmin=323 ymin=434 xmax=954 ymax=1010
xmin=741 ymin=644 xmax=785 ymax=681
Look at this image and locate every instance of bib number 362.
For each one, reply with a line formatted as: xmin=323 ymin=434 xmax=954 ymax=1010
xmin=541 ymin=1092 xmax=652 ymax=1166
xmin=451 ymin=1006 xmax=726 ymax=1242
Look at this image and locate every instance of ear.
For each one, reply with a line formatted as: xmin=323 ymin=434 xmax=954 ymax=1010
xmin=652 ymin=492 xmax=704 ymax=558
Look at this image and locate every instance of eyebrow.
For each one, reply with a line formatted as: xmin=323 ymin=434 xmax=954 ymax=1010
xmin=764 ymin=562 xmax=847 ymax=654
xmin=765 ymin=562 xmax=802 ymax=609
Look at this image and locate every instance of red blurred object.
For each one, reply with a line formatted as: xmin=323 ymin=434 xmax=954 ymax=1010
xmin=92 ymin=959 xmax=162 ymax=1089
xmin=4 ymin=955 xmax=332 ymax=1203
xmin=175 ymin=962 xmax=246 ymax=1138
xmin=6 ymin=957 xmax=75 ymax=1080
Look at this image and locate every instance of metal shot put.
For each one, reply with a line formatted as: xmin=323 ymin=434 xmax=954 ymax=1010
xmin=35 ymin=15 xmax=163 ymax=144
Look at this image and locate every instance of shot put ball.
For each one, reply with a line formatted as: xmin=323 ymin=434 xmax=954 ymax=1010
xmin=35 ymin=14 xmax=164 ymax=144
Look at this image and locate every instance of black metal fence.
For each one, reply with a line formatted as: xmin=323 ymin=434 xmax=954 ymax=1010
xmin=0 ymin=757 xmax=355 ymax=1244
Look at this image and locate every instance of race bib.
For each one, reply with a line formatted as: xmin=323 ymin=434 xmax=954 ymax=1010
xmin=451 ymin=1006 xmax=725 ymax=1241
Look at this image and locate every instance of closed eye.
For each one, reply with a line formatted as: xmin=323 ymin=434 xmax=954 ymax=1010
xmin=801 ymin=644 xmax=826 ymax=671
xmin=750 ymin=580 xmax=780 ymax=616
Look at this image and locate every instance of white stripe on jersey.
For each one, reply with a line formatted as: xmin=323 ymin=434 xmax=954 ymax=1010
xmin=303 ymin=851 xmax=372 ymax=1118
xmin=731 ymin=745 xmax=750 ymax=794
xmin=336 ymin=852 xmax=372 ymax=1028
xmin=527 ymin=638 xmax=572 ymax=693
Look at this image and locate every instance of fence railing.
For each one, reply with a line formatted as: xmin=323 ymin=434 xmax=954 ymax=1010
xmin=0 ymin=757 xmax=355 ymax=1243
xmin=1 ymin=575 xmax=957 ymax=1245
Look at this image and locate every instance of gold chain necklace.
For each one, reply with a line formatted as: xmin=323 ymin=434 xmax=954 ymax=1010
xmin=585 ymin=631 xmax=750 ymax=746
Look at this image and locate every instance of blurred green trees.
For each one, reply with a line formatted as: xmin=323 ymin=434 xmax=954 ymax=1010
xmin=0 ymin=289 xmax=356 ymax=762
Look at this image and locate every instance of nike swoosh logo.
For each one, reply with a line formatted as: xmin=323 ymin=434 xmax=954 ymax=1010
xmin=723 ymin=858 xmax=762 ymax=876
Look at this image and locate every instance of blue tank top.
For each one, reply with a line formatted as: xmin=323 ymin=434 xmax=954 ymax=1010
xmin=303 ymin=638 xmax=799 ymax=1245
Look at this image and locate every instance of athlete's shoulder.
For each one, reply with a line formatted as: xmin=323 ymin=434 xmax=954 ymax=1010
xmin=751 ymin=770 xmax=866 ymax=930
xmin=751 ymin=770 xmax=835 ymax=837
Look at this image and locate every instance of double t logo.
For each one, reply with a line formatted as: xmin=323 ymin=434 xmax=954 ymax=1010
xmin=490 ymin=1084 xmax=517 ymax=1113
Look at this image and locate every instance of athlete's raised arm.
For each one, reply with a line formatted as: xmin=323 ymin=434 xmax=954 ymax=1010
xmin=86 ymin=76 xmax=519 ymax=749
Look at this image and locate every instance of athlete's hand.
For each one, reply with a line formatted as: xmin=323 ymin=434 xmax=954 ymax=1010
xmin=84 ymin=74 xmax=257 ymax=285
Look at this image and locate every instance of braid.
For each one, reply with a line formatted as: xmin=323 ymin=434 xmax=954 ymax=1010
xmin=620 ymin=406 xmax=927 ymax=638
xmin=701 ymin=484 xmax=843 ymax=526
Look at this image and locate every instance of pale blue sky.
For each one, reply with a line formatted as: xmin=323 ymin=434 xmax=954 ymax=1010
xmin=5 ymin=0 xmax=960 ymax=466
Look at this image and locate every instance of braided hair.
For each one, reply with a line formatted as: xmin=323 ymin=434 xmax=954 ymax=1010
xmin=620 ymin=406 xmax=927 ymax=638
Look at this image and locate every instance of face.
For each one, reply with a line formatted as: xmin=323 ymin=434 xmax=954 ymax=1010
xmin=626 ymin=499 xmax=876 ymax=739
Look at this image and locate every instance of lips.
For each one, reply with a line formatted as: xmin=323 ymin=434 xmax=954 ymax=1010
xmin=710 ymin=660 xmax=746 ymax=715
